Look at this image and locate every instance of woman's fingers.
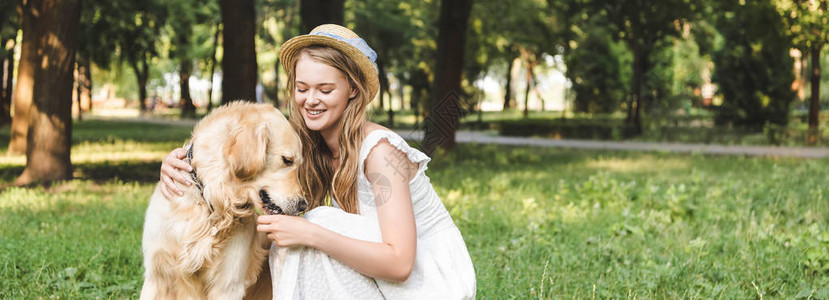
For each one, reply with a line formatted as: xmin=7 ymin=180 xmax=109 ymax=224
xmin=161 ymin=148 xmax=192 ymax=186
xmin=167 ymin=150 xmax=193 ymax=172
xmin=159 ymin=174 xmax=179 ymax=197
xmin=159 ymin=182 xmax=172 ymax=199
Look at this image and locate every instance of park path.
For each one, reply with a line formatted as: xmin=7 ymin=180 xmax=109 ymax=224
xmin=105 ymin=116 xmax=829 ymax=159
xmin=396 ymin=131 xmax=829 ymax=159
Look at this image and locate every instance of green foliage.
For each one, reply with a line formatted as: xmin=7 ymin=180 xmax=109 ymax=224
xmin=568 ymin=18 xmax=630 ymax=114
xmin=0 ymin=0 xmax=18 ymax=58
xmin=774 ymin=0 xmax=829 ymax=51
xmin=712 ymin=0 xmax=796 ymax=128
xmin=0 ymin=119 xmax=827 ymax=297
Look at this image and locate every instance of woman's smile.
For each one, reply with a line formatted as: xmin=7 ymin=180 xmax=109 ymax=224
xmin=305 ymin=107 xmax=327 ymax=119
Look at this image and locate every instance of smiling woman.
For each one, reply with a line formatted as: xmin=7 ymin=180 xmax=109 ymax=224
xmin=257 ymin=24 xmax=476 ymax=298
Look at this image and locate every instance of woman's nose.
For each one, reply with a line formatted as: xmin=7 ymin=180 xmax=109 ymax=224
xmin=306 ymin=90 xmax=321 ymax=105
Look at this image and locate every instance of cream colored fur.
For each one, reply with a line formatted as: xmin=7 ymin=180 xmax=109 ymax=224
xmin=140 ymin=102 xmax=304 ymax=299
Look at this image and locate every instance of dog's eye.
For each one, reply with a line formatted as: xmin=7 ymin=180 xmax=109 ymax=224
xmin=282 ymin=156 xmax=294 ymax=166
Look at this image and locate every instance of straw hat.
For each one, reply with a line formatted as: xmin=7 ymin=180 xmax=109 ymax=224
xmin=279 ymin=24 xmax=380 ymax=102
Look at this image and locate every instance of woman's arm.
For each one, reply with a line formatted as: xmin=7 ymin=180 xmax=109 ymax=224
xmin=257 ymin=139 xmax=418 ymax=282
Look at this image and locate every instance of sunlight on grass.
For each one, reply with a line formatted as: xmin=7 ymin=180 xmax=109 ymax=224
xmin=583 ymin=155 xmax=690 ymax=173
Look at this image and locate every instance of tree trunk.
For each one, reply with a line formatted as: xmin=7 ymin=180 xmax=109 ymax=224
xmin=273 ymin=57 xmax=280 ymax=109
xmin=0 ymin=37 xmax=15 ymax=126
xmin=377 ymin=57 xmax=386 ymax=110
xmin=503 ymin=57 xmax=514 ymax=110
xmin=628 ymin=43 xmax=647 ymax=135
xmin=221 ymin=0 xmax=257 ymax=104
xmin=376 ymin=58 xmax=395 ymax=127
xmin=83 ymin=54 xmax=91 ymax=113
xmin=410 ymin=84 xmax=420 ymax=124
xmin=131 ymin=57 xmax=149 ymax=115
xmin=398 ymin=75 xmax=405 ymax=114
xmin=423 ymin=0 xmax=473 ymax=155
xmin=177 ymin=20 xmax=196 ymax=118
xmin=74 ymin=63 xmax=82 ymax=121
xmin=15 ymin=0 xmax=80 ymax=185
xmin=523 ymin=59 xmax=532 ymax=118
xmin=535 ymin=83 xmax=545 ymax=112
xmin=75 ymin=52 xmax=91 ymax=120
xmin=9 ymin=0 xmax=40 ymax=155
xmin=180 ymin=59 xmax=195 ymax=117
xmin=207 ymin=22 xmax=220 ymax=112
xmin=807 ymin=43 xmax=822 ymax=145
xmin=299 ymin=0 xmax=344 ymax=33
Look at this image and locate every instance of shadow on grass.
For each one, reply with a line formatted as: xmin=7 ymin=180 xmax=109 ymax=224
xmin=0 ymin=119 xmax=193 ymax=151
xmin=0 ymin=160 xmax=161 ymax=186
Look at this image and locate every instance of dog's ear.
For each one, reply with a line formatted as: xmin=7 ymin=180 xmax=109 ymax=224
xmin=225 ymin=121 xmax=270 ymax=181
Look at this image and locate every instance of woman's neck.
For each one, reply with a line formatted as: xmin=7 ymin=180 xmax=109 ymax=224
xmin=320 ymin=126 xmax=341 ymax=159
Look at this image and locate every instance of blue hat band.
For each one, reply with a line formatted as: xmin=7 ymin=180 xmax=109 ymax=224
xmin=310 ymin=31 xmax=378 ymax=63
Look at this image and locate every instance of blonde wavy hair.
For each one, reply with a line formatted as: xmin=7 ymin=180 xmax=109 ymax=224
xmin=286 ymin=46 xmax=371 ymax=214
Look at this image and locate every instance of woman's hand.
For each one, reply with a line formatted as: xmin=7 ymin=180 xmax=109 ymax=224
xmin=159 ymin=147 xmax=193 ymax=199
xmin=257 ymin=215 xmax=318 ymax=248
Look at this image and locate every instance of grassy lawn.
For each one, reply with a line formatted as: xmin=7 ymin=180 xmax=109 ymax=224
xmin=0 ymin=119 xmax=827 ymax=298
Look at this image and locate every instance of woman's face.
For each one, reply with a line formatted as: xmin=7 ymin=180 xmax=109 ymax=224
xmin=293 ymin=53 xmax=357 ymax=133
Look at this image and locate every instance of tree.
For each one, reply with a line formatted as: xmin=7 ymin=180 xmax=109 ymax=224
xmin=221 ymin=0 xmax=257 ymax=104
xmin=299 ymin=0 xmax=344 ymax=33
xmin=258 ymin=0 xmax=300 ymax=109
xmin=471 ymin=0 xmax=556 ymax=112
xmin=422 ymin=0 xmax=473 ymax=155
xmin=353 ymin=0 xmax=418 ymax=126
xmin=594 ymin=0 xmax=697 ymax=133
xmin=567 ymin=19 xmax=630 ymax=114
xmin=15 ymin=0 xmax=80 ymax=185
xmin=713 ymin=0 xmax=795 ymax=129
xmin=775 ymin=0 xmax=829 ymax=144
xmin=9 ymin=0 xmax=41 ymax=155
xmin=110 ymin=0 xmax=167 ymax=115
xmin=168 ymin=0 xmax=216 ymax=117
xmin=206 ymin=22 xmax=221 ymax=111
xmin=75 ymin=0 xmax=132 ymax=120
xmin=0 ymin=0 xmax=18 ymax=127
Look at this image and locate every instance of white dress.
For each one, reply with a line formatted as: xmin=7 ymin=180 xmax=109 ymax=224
xmin=270 ymin=130 xmax=476 ymax=299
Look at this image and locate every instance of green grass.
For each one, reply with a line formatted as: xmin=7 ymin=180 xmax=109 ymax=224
xmin=0 ymin=119 xmax=827 ymax=298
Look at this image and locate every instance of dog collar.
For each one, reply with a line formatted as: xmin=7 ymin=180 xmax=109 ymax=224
xmin=186 ymin=144 xmax=213 ymax=213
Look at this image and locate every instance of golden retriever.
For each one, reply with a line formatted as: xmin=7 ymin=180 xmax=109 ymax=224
xmin=140 ymin=101 xmax=305 ymax=299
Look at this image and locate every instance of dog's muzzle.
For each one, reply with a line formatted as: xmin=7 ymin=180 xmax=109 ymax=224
xmin=259 ymin=190 xmax=307 ymax=215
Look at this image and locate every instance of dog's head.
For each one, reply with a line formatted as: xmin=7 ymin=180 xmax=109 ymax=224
xmin=190 ymin=101 xmax=307 ymax=218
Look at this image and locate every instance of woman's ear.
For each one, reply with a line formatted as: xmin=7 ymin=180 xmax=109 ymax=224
xmin=349 ymin=86 xmax=359 ymax=100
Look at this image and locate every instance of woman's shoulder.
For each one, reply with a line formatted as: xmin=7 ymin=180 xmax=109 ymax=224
xmin=358 ymin=122 xmax=431 ymax=175
xmin=363 ymin=121 xmax=391 ymax=136
xmin=361 ymin=127 xmax=405 ymax=161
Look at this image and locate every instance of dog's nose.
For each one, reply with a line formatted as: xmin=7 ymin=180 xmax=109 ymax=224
xmin=297 ymin=198 xmax=307 ymax=212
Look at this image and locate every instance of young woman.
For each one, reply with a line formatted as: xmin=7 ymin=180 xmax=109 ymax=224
xmin=160 ymin=24 xmax=475 ymax=299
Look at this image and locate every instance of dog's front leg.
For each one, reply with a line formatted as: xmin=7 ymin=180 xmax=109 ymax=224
xmin=208 ymin=223 xmax=261 ymax=299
